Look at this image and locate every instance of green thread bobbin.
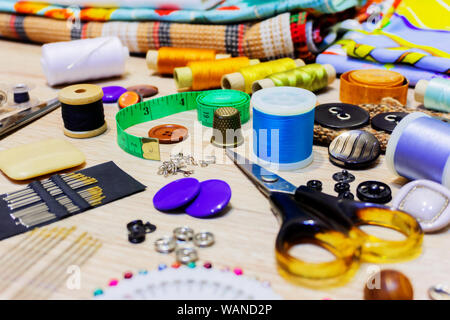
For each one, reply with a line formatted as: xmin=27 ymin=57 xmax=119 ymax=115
xmin=252 ymin=63 xmax=335 ymax=93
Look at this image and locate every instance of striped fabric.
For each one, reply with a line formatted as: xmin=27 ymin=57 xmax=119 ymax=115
xmin=0 ymin=12 xmax=296 ymax=59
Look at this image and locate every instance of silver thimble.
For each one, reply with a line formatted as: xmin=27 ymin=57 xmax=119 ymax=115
xmin=210 ymin=107 xmax=244 ymax=148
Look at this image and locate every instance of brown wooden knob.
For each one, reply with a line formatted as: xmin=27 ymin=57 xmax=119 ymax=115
xmin=364 ymin=270 xmax=414 ymax=300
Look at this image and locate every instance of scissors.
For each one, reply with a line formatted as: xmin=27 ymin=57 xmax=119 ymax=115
xmin=226 ymin=149 xmax=423 ymax=288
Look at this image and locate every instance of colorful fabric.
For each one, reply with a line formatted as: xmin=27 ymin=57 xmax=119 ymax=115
xmin=316 ymin=50 xmax=449 ymax=85
xmin=317 ymin=0 xmax=450 ymax=85
xmin=41 ymin=1 xmax=222 ymax=10
xmin=289 ymin=7 xmax=357 ymax=63
xmin=0 ymin=0 xmax=364 ymax=23
xmin=0 ymin=12 xmax=298 ymax=60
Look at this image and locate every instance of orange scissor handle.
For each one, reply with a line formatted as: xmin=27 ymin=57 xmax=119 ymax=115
xmin=270 ymin=191 xmax=361 ymax=288
xmin=351 ymin=207 xmax=423 ymax=263
xmin=275 ymin=218 xmax=362 ymax=288
xmin=295 ymin=186 xmax=424 ymax=264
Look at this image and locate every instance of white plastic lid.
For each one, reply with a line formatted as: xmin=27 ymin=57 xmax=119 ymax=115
xmin=385 ymin=112 xmax=430 ymax=176
xmin=250 ymin=86 xmax=316 ymax=116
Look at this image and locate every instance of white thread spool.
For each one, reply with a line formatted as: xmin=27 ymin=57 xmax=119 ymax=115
xmin=41 ymin=37 xmax=129 ymax=86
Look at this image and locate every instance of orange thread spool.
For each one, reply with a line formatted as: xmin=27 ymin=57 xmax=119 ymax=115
xmin=188 ymin=57 xmax=252 ymax=90
xmin=156 ymin=47 xmax=217 ymax=74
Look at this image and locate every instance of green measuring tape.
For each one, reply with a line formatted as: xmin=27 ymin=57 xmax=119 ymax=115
xmin=116 ymin=89 xmax=250 ymax=160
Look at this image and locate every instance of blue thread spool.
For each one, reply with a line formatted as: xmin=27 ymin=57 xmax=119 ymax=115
xmin=386 ymin=112 xmax=450 ymax=188
xmin=251 ymin=87 xmax=316 ymax=171
xmin=415 ymin=78 xmax=450 ymax=113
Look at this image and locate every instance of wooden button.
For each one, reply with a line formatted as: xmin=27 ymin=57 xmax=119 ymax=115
xmin=364 ymin=270 xmax=414 ymax=300
xmin=126 ymin=85 xmax=158 ymax=98
xmin=148 ymin=124 xmax=188 ymax=144
xmin=118 ymin=91 xmax=142 ymax=109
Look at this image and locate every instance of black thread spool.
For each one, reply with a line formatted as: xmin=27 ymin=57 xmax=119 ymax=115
xmin=13 ymin=84 xmax=30 ymax=104
xmin=59 ymin=84 xmax=107 ymax=139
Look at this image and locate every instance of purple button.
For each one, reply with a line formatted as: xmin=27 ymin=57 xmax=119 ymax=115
xmin=102 ymin=86 xmax=127 ymax=103
xmin=185 ymin=180 xmax=231 ymax=218
xmin=153 ymin=178 xmax=200 ymax=211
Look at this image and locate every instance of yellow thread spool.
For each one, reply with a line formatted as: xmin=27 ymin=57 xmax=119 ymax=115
xmin=146 ymin=47 xmax=230 ymax=74
xmin=174 ymin=57 xmax=260 ymax=91
xmin=252 ymin=63 xmax=336 ymax=93
xmin=221 ymin=58 xmax=305 ymax=93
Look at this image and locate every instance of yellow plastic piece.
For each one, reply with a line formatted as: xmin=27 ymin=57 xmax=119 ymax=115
xmin=353 ymin=207 xmax=423 ymax=263
xmin=0 ymin=139 xmax=85 ymax=180
xmin=276 ymin=229 xmax=361 ymax=288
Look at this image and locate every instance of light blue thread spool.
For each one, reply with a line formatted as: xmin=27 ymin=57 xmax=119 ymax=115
xmin=386 ymin=112 xmax=450 ymax=188
xmin=415 ymin=78 xmax=450 ymax=113
xmin=251 ymin=87 xmax=316 ymax=171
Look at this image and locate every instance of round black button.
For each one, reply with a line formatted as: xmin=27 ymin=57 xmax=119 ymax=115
xmin=334 ymin=182 xmax=350 ymax=194
xmin=332 ymin=170 xmax=355 ymax=183
xmin=329 ymin=130 xmax=381 ymax=169
xmin=356 ymin=181 xmax=392 ymax=204
xmin=307 ymin=180 xmax=323 ymax=192
xmin=371 ymin=112 xmax=408 ymax=133
xmin=315 ymin=103 xmax=370 ymax=129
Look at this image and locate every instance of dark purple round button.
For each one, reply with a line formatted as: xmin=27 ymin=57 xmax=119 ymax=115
xmin=102 ymin=86 xmax=127 ymax=103
xmin=153 ymin=178 xmax=200 ymax=211
xmin=185 ymin=180 xmax=231 ymax=218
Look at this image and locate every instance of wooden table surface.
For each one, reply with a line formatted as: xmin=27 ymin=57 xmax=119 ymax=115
xmin=0 ymin=39 xmax=448 ymax=300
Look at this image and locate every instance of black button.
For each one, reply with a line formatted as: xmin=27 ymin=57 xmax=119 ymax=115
xmin=338 ymin=191 xmax=354 ymax=200
xmin=306 ymin=180 xmax=323 ymax=192
xmin=356 ymin=181 xmax=392 ymax=204
xmin=328 ymin=130 xmax=381 ymax=169
xmin=315 ymin=103 xmax=370 ymax=129
xmin=334 ymin=182 xmax=350 ymax=194
xmin=332 ymin=169 xmax=355 ymax=183
xmin=371 ymin=112 xmax=408 ymax=133
xmin=127 ymin=220 xmax=157 ymax=244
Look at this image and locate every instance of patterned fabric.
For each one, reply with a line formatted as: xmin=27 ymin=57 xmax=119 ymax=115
xmin=317 ymin=0 xmax=450 ymax=85
xmin=39 ymin=1 xmax=222 ymax=10
xmin=0 ymin=12 xmax=297 ymax=59
xmin=0 ymin=0 xmax=364 ymax=23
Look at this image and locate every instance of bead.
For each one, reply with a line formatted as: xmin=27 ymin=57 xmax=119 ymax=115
xmin=233 ymin=268 xmax=243 ymax=275
xmin=187 ymin=262 xmax=196 ymax=268
xmin=203 ymin=262 xmax=212 ymax=269
xmin=138 ymin=269 xmax=148 ymax=275
xmin=158 ymin=263 xmax=167 ymax=271
xmin=123 ymin=272 xmax=133 ymax=279
xmin=93 ymin=288 xmax=103 ymax=296
xmin=172 ymin=262 xmax=181 ymax=269
xmin=108 ymin=279 xmax=118 ymax=287
xmin=364 ymin=270 xmax=413 ymax=300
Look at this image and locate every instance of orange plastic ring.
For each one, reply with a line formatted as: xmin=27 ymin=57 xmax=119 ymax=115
xmin=340 ymin=69 xmax=409 ymax=105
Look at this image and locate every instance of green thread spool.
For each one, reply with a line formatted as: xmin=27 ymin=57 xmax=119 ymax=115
xmin=221 ymin=58 xmax=304 ymax=93
xmin=415 ymin=78 xmax=450 ymax=113
xmin=252 ymin=63 xmax=336 ymax=93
